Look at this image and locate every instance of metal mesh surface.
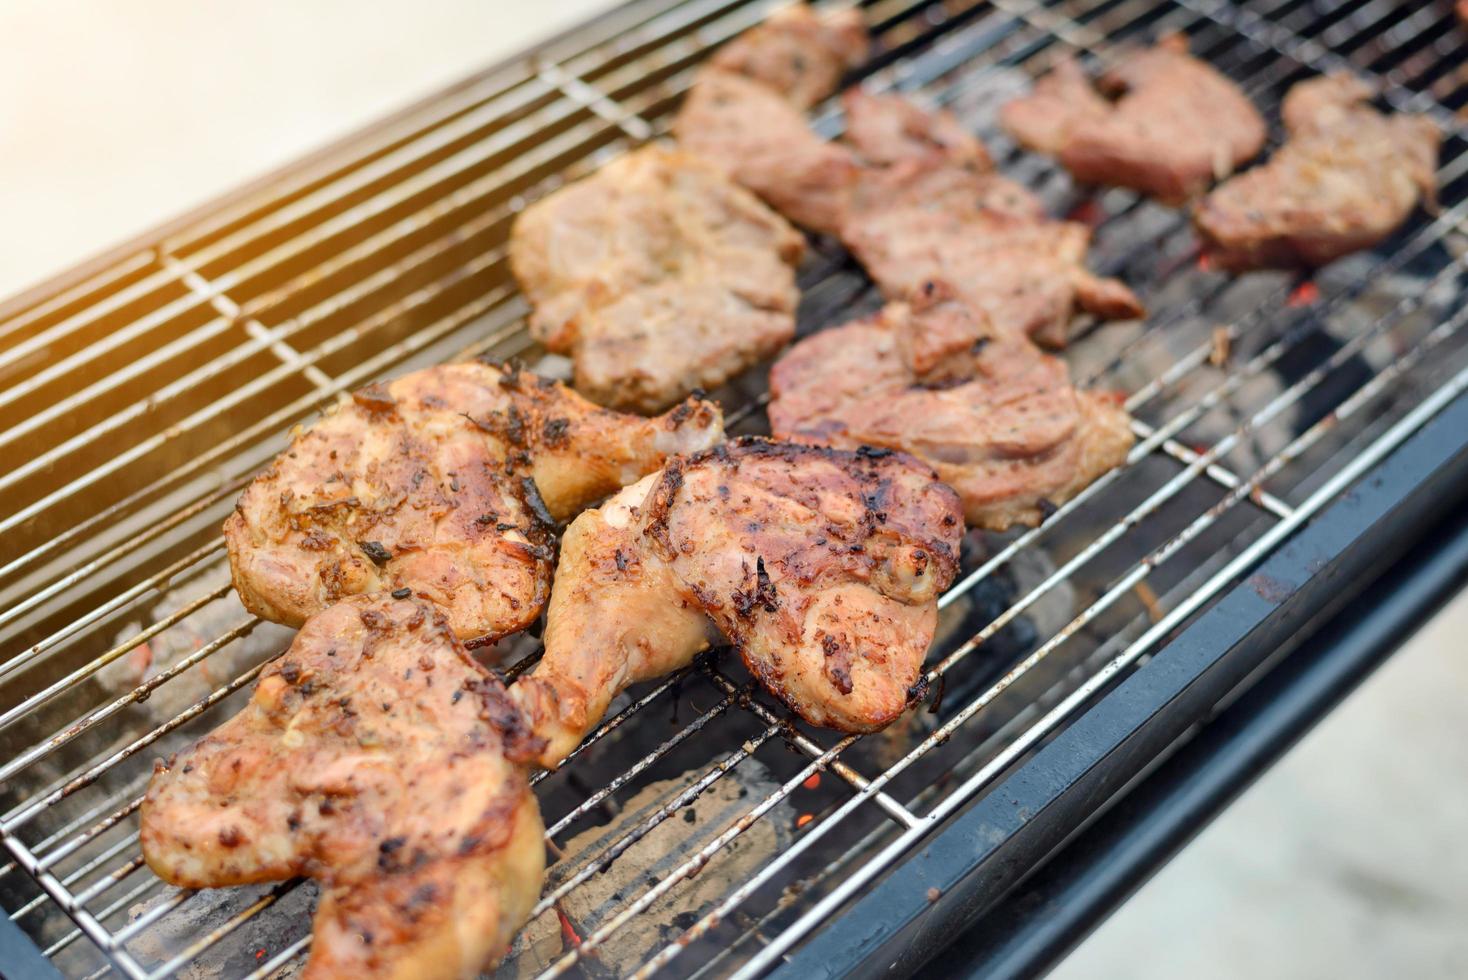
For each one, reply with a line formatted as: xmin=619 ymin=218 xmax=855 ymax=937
xmin=4 ymin=0 xmax=1468 ymax=977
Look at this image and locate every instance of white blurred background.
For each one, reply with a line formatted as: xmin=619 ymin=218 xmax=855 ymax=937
xmin=1 ymin=3 xmax=1464 ymax=977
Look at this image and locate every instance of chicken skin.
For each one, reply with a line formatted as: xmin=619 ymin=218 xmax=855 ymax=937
xmin=509 ymin=146 xmax=804 ymax=412
xmin=225 ymin=361 xmax=722 ymax=644
xmin=141 ymin=595 xmax=546 ymax=980
xmin=768 ymin=285 xmax=1134 ymax=530
xmin=1195 ymin=74 xmax=1439 ymax=270
xmin=706 ymin=2 xmax=869 ymax=109
xmin=1002 ymin=34 xmax=1266 ymax=204
xmin=511 ymin=439 xmax=962 ymax=767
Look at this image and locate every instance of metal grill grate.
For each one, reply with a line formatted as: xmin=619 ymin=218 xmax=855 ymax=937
xmin=4 ymin=0 xmax=1468 ymax=977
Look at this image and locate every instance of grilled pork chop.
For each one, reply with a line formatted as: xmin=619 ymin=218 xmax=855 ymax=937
xmin=674 ymin=68 xmax=861 ymax=236
xmin=1002 ymin=35 xmax=1266 ymax=204
xmin=225 ymin=361 xmax=722 ymax=644
xmin=1194 ymin=74 xmax=1439 ymax=270
xmin=838 ymin=90 xmax=1142 ymax=347
xmin=768 ymin=285 xmax=1134 ymax=530
xmin=141 ymin=595 xmax=546 ymax=980
xmin=509 ymin=145 xmax=804 ymax=412
xmin=706 ymin=2 xmax=868 ymax=109
xmin=511 ymin=439 xmax=962 ymax=766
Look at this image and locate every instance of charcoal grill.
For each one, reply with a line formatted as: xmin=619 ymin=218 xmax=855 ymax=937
xmin=6 ymin=1 xmax=1468 ymax=978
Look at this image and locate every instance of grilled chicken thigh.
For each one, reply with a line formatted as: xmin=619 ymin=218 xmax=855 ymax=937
xmin=1195 ymin=74 xmax=1439 ymax=270
xmin=511 ymin=439 xmax=962 ymax=767
xmin=141 ymin=595 xmax=546 ymax=980
xmin=838 ymin=90 xmax=1141 ymax=347
xmin=226 ymin=361 xmax=722 ymax=643
xmin=707 ymin=2 xmax=868 ymax=109
xmin=769 ymin=285 xmax=1134 ymax=530
xmin=1002 ymin=34 xmax=1266 ymax=203
xmin=510 ymin=146 xmax=804 ymax=411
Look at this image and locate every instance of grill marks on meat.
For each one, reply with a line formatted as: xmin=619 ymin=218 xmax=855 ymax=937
xmin=1002 ymin=34 xmax=1266 ymax=204
xmin=225 ymin=361 xmax=723 ymax=643
xmin=768 ymin=285 xmax=1134 ymax=530
xmin=509 ymin=146 xmax=804 ymax=412
xmin=141 ymin=596 xmax=546 ymax=980
xmin=706 ymin=2 xmax=869 ymax=110
xmin=840 ymin=92 xmax=1143 ymax=347
xmin=1195 ymin=74 xmax=1440 ymax=270
xmin=510 ymin=439 xmax=962 ymax=766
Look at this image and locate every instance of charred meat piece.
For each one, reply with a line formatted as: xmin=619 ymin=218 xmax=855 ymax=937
xmin=510 ymin=146 xmax=804 ymax=412
xmin=768 ymin=286 xmax=1134 ymax=531
xmin=226 ymin=361 xmax=722 ymax=643
xmin=1002 ymin=35 xmax=1266 ymax=203
xmin=511 ymin=439 xmax=962 ymax=765
xmin=707 ymin=2 xmax=869 ymax=109
xmin=141 ymin=595 xmax=546 ymax=980
xmin=675 ymin=68 xmax=862 ymax=235
xmin=1195 ymin=74 xmax=1439 ymax=270
xmin=841 ymin=92 xmax=1141 ymax=347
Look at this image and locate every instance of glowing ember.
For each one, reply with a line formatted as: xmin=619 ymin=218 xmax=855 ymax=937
xmin=557 ymin=906 xmax=583 ymax=948
xmin=802 ymin=773 xmax=821 ymax=791
xmin=1287 ymin=281 xmax=1320 ymax=307
xmin=255 ymin=949 xmax=267 ymax=960
xmin=796 ymin=813 xmax=814 ymax=829
xmin=1196 ymin=252 xmax=1214 ymax=272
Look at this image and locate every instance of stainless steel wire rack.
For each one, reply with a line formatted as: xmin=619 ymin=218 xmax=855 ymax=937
xmin=5 ymin=0 xmax=1468 ymax=978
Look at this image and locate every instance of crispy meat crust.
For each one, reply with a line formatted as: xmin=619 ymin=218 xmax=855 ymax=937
xmin=141 ymin=596 xmax=545 ymax=980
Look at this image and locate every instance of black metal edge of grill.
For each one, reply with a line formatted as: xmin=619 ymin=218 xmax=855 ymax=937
xmin=925 ymin=497 xmax=1468 ymax=980
xmin=775 ymin=389 xmax=1468 ymax=980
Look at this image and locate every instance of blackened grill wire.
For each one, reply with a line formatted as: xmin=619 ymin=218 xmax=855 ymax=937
xmin=0 ymin=0 xmax=1462 ymax=974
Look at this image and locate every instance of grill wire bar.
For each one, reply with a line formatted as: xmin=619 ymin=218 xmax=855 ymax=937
xmin=3 ymin=0 xmax=1468 ymax=977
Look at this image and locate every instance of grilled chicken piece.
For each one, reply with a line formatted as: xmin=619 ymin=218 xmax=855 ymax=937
xmin=768 ymin=285 xmax=1134 ymax=530
xmin=511 ymin=439 xmax=962 ymax=766
xmin=141 ymin=595 xmax=546 ymax=980
xmin=226 ymin=361 xmax=722 ymax=644
xmin=675 ymin=69 xmax=862 ymax=235
xmin=1195 ymin=74 xmax=1439 ymax=270
xmin=708 ymin=2 xmax=869 ymax=109
xmin=838 ymin=90 xmax=1141 ymax=347
xmin=510 ymin=145 xmax=804 ymax=412
xmin=1002 ymin=35 xmax=1266 ymax=203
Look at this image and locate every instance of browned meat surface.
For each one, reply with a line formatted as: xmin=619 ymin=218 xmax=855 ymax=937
xmin=674 ymin=69 xmax=862 ymax=235
xmin=511 ymin=439 xmax=962 ymax=765
xmin=226 ymin=361 xmax=722 ymax=644
xmin=768 ymin=286 xmax=1134 ymax=530
xmin=708 ymin=2 xmax=869 ymax=109
xmin=141 ymin=595 xmax=546 ymax=980
xmin=510 ymin=145 xmax=804 ymax=412
xmin=842 ymin=89 xmax=992 ymax=170
xmin=837 ymin=91 xmax=1141 ymax=347
xmin=843 ymin=161 xmax=1142 ymax=346
xmin=1002 ymin=36 xmax=1266 ymax=203
xmin=1195 ymin=74 xmax=1440 ymax=270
